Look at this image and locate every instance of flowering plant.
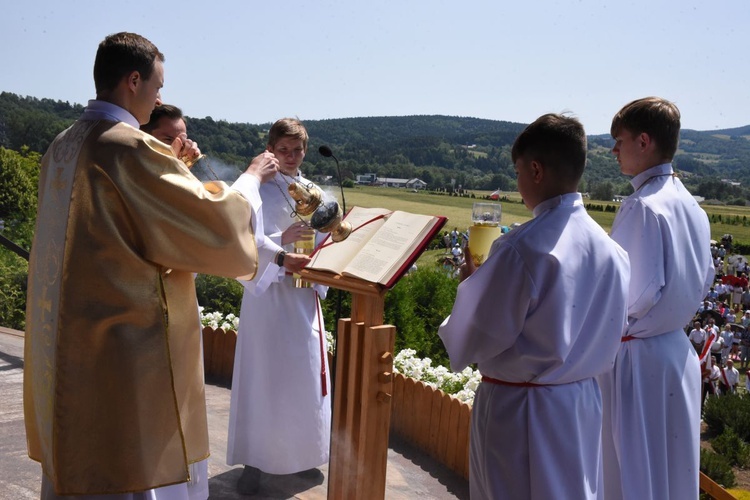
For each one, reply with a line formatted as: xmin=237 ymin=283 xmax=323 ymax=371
xmin=393 ymin=349 xmax=480 ymax=406
xmin=199 ymin=307 xmax=335 ymax=353
xmin=198 ymin=310 xmax=479 ymax=405
xmin=199 ymin=307 xmax=239 ymax=332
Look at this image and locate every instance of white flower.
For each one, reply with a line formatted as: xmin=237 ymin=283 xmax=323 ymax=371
xmin=196 ymin=307 xmax=481 ymax=406
xmin=325 ymin=330 xmax=335 ymax=354
xmin=391 ymin=348 xmax=479 ymax=406
xmin=199 ymin=308 xmax=239 ymax=331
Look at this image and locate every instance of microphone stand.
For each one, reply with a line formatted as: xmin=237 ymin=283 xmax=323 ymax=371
xmin=318 ymin=145 xmax=348 ymax=399
xmin=319 ymin=146 xmax=346 ymax=215
xmin=0 ymin=233 xmax=30 ymax=261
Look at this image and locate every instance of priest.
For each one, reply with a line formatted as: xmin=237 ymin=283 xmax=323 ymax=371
xmin=24 ymin=32 xmax=279 ymax=499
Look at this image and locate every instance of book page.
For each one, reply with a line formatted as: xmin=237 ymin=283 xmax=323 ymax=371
xmin=342 ymin=211 xmax=437 ymax=284
xmin=306 ymin=206 xmax=391 ymax=274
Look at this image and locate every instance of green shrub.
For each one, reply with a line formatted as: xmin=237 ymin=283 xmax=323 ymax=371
xmin=700 ymin=448 xmax=737 ymax=488
xmin=704 ymin=393 xmax=750 ymax=443
xmin=712 ymin=427 xmax=750 ymax=468
xmin=0 ymin=251 xmax=27 ymax=330
xmin=319 ymin=267 xmax=458 ymax=368
xmin=194 ymin=274 xmax=244 ymax=317
xmin=320 ymin=289 xmax=351 ymax=334
xmin=385 ymin=266 xmax=457 ymax=368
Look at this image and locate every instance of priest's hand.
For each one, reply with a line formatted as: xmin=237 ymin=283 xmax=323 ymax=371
xmin=283 ymin=252 xmax=311 ymax=273
xmin=245 ymin=152 xmax=279 ymax=183
xmin=281 ymin=221 xmax=315 ymax=246
xmin=458 ymin=246 xmax=476 ymax=282
xmin=171 ymin=134 xmax=201 ymax=168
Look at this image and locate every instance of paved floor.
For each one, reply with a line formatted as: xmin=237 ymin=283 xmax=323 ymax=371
xmin=0 ymin=327 xmax=469 ymax=499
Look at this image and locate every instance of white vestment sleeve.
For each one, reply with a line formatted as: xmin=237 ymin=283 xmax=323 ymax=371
xmin=438 ymin=244 xmax=533 ymax=372
xmin=617 ymin=201 xmax=665 ymax=321
xmin=230 ymin=173 xmax=282 ymax=284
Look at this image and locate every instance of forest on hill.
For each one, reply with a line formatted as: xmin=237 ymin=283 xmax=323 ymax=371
xmin=2 ymin=91 xmax=750 ymax=202
xmin=2 ymin=91 xmax=750 ymax=334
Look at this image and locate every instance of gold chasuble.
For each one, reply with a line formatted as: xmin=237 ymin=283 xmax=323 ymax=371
xmin=24 ymin=119 xmax=258 ymax=495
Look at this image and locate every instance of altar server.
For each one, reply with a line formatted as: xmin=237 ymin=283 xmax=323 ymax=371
xmin=227 ymin=118 xmax=331 ymax=495
xmin=599 ymin=97 xmax=714 ymax=500
xmin=439 ymin=113 xmax=630 ymax=499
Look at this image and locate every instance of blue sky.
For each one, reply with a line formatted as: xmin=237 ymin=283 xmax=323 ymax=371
xmin=1 ymin=0 xmax=748 ymax=135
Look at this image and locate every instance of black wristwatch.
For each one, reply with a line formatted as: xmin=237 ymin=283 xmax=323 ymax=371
xmin=275 ymin=250 xmax=287 ymax=267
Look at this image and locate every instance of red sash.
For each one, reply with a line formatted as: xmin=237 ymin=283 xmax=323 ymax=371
xmin=314 ymin=291 xmax=328 ymax=397
xmin=481 ymin=375 xmax=550 ymax=387
xmin=699 ymin=333 xmax=717 ymax=378
xmin=720 ymin=365 xmax=730 ymax=389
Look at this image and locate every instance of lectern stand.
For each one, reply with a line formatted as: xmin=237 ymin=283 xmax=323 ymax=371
xmin=300 ymin=269 xmax=396 ymax=500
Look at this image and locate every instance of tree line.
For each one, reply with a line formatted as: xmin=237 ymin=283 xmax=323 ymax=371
xmin=2 ymin=91 xmax=750 ymax=333
xmin=3 ymin=91 xmax=749 ymax=199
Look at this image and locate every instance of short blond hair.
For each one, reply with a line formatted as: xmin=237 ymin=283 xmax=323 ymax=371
xmin=611 ymin=97 xmax=680 ymax=160
xmin=267 ymin=118 xmax=308 ymax=151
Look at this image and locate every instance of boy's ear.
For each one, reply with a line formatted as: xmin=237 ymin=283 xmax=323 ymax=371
xmin=638 ymin=132 xmax=651 ymax=151
xmin=531 ymin=160 xmax=544 ymax=183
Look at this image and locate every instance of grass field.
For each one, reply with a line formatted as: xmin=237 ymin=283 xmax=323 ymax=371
xmin=339 ymin=185 xmax=750 ymax=247
xmin=341 ymin=187 xmax=529 ymax=231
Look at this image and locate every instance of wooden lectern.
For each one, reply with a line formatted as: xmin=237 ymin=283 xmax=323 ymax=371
xmin=300 ymin=268 xmax=397 ymax=500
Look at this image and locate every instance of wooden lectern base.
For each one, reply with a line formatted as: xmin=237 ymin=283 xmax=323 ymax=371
xmin=299 ymin=269 xmax=396 ymax=500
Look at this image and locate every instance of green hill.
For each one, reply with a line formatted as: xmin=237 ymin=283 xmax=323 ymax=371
xmin=2 ymin=91 xmax=749 ymax=199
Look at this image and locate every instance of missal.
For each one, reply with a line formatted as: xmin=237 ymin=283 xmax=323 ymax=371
xmin=307 ymin=206 xmax=447 ymax=288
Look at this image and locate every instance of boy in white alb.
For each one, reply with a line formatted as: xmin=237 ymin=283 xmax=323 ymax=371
xmin=227 ymin=118 xmax=331 ymax=495
xmin=599 ymin=97 xmax=714 ymax=500
xmin=439 ymin=114 xmax=630 ymax=500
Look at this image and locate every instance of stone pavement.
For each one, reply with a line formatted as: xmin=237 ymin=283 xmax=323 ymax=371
xmin=0 ymin=327 xmax=469 ymax=499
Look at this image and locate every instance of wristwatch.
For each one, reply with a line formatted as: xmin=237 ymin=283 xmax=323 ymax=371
xmin=275 ymin=250 xmax=287 ymax=267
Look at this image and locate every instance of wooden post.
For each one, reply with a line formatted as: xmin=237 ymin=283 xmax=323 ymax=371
xmin=300 ymin=270 xmax=396 ymax=500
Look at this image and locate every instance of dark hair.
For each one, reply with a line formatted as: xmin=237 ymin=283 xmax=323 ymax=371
xmin=610 ymin=97 xmax=681 ymax=160
xmin=511 ymin=113 xmax=587 ymax=185
xmin=140 ymin=104 xmax=184 ymax=134
xmin=267 ymin=118 xmax=308 ymax=150
xmin=93 ymin=32 xmax=165 ymax=94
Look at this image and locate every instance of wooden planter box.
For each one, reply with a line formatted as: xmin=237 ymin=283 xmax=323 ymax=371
xmin=389 ymin=373 xmax=471 ymax=479
xmin=202 ymin=326 xmax=237 ymax=386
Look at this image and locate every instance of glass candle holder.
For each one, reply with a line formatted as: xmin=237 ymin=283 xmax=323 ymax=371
xmin=468 ymin=202 xmax=502 ymax=266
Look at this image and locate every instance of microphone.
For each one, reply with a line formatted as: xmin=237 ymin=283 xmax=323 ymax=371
xmin=319 ymin=145 xmax=346 ymax=215
xmin=319 ymin=145 xmax=334 ymax=158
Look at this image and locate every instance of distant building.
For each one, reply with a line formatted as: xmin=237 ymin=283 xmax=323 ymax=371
xmin=355 ymin=175 xmax=427 ymax=189
xmin=355 ymin=173 xmax=377 ymax=184
xmin=406 ymin=178 xmax=428 ymax=190
xmin=721 ymin=179 xmax=742 ymax=187
xmin=376 ymin=177 xmax=409 ymax=188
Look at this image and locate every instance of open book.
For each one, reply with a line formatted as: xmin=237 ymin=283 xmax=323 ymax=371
xmin=307 ymin=206 xmax=447 ymax=288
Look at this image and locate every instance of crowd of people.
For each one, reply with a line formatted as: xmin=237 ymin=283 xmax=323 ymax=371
xmin=439 ymin=228 xmax=467 ymax=277
xmin=690 ymin=255 xmax=750 ymax=415
xmin=23 ymin=30 xmax=721 ymax=500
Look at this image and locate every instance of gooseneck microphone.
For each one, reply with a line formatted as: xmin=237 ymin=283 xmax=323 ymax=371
xmin=319 ymin=145 xmax=346 ymax=215
xmin=318 ymin=145 xmax=334 ymax=158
